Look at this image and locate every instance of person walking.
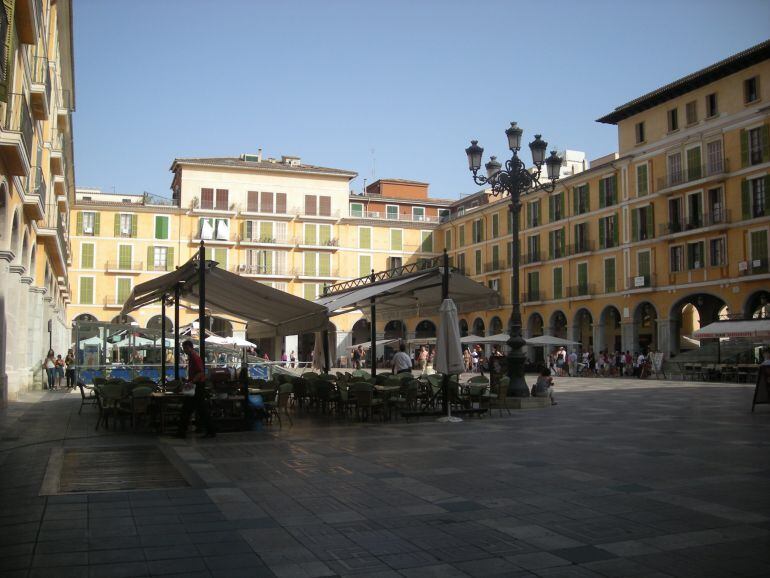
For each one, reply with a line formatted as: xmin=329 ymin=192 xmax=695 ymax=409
xmin=418 ymin=346 xmax=428 ymax=373
xmin=54 ymin=355 xmax=66 ymax=389
xmin=65 ymin=349 xmax=77 ymax=389
xmin=463 ymin=347 xmax=471 ymax=372
xmin=43 ymin=350 xmax=56 ymax=390
xmin=176 ymin=340 xmax=215 ymax=439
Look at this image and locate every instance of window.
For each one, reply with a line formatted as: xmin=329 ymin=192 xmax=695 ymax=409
xmin=635 ymin=121 xmax=645 ymax=144
xmin=474 ymin=250 xmax=482 ymax=275
xmin=574 ymin=222 xmax=589 ymax=253
xmin=637 ymin=251 xmax=651 ymax=283
xmin=443 ymin=229 xmax=451 ymax=251
xmin=574 ymin=184 xmax=589 ymax=214
xmin=215 ymin=189 xmax=228 ymax=210
xmin=457 ymin=207 xmax=465 ymax=216
xmin=154 ymin=216 xmax=169 ymax=239
xmin=391 ymin=229 xmax=403 ymax=251
xmin=746 ymin=127 xmax=765 ymax=166
xmin=706 ymin=93 xmax=718 ymax=118
xmin=439 ymin=209 xmax=450 ymax=222
xmin=632 ymin=205 xmax=654 ymax=241
xmin=388 ymin=257 xmax=402 ymax=269
xmin=743 ymin=177 xmax=768 ymax=219
xmin=527 ymin=200 xmax=541 ymax=227
xmin=201 ymin=188 xmax=214 ymax=209
xmin=472 ymin=219 xmax=484 ymax=243
xmin=491 ymin=245 xmax=500 ymax=270
xmin=246 ymin=249 xmax=286 ymax=275
xmin=548 ymin=228 xmax=565 ymax=259
xmin=358 ymin=226 xmax=371 ymax=249
xmin=151 ymin=246 xmax=170 ymax=271
xmin=420 ymin=231 xmax=433 ymax=252
xmin=526 ymin=272 xmax=539 ymax=301
xmin=687 ymin=192 xmax=703 ymax=229
xmin=604 ymin=258 xmax=615 ymax=293
xmin=492 ymin=213 xmax=499 ymax=238
xmin=247 ymin=191 xmax=260 ymax=212
xmin=304 ymin=252 xmax=331 ymax=276
xmin=204 ymin=247 xmax=228 ymax=268
xmin=304 ymin=195 xmax=317 ymax=215
xmin=667 ymin=108 xmax=678 ymax=132
xmin=488 ymin=279 xmax=499 ymax=293
xmin=507 ymin=210 xmax=513 ymax=234
xmin=527 ymin=235 xmax=540 ymax=262
xmin=598 ymin=176 xmax=617 ymax=207
xmin=685 ymin=100 xmax=697 ymax=125
xmin=79 ymin=211 xmax=97 ymax=235
xmin=706 ymin=140 xmax=723 ymax=174
xmin=744 ymin=76 xmax=759 ymax=103
xmin=198 ymin=218 xmax=229 ymax=240
xmin=0 ymin=4 xmax=8 ymax=80
xmin=459 ymin=225 xmax=465 ymax=247
xmin=261 ymin=191 xmax=274 ymax=213
xmin=350 ymin=202 xmax=363 ymax=218
xmin=80 ymin=243 xmax=94 ymax=269
xmin=118 ymin=245 xmax=132 ymax=270
xmin=549 ymin=192 xmax=565 ymax=222
xmin=686 ymin=146 xmax=702 ymax=181
xmin=412 ymin=207 xmax=425 ymax=221
xmin=670 ymin=245 xmax=683 ymax=272
xmin=319 ymin=196 xmax=331 ymax=217
xmin=668 ymin=197 xmax=683 ymax=233
xmin=598 ymin=214 xmax=619 ymax=249
xmin=750 ymin=230 xmax=768 ymax=267
xmin=116 ymin=278 xmax=132 ymax=303
xmin=707 ymin=187 xmax=724 ymax=223
xmin=79 ymin=277 xmax=94 ymax=305
xmin=200 ymin=188 xmax=228 ymax=210
xmin=687 ymin=241 xmax=705 ymax=270
xmin=359 ymin=254 xmax=371 ymax=277
xmin=667 ymin=152 xmax=683 ymax=186
xmin=636 ymin=165 xmax=648 ymax=196
xmin=710 ymin=237 xmax=726 ymax=267
xmin=117 ymin=214 xmax=134 ymax=237
xmin=507 ymin=241 xmax=513 ymax=265
xmin=250 ymin=191 xmax=286 ymax=214
xmin=577 ymin=262 xmax=588 ymax=294
xmin=457 ymin=252 xmax=466 ymax=273
xmin=553 ymin=267 xmax=563 ymax=300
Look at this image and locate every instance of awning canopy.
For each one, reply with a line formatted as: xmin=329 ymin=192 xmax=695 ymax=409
xmin=693 ymin=320 xmax=770 ymax=339
xmin=348 ymin=338 xmax=399 ymax=350
xmin=121 ymin=257 xmax=329 ymax=338
xmin=461 ymin=333 xmax=510 ymax=345
xmin=526 ymin=335 xmax=581 ymax=347
xmin=315 ymin=267 xmax=500 ymax=321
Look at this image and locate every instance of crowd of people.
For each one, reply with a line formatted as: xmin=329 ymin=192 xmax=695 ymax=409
xmin=42 ymin=349 xmax=77 ymax=390
xmin=545 ymin=347 xmax=658 ymax=378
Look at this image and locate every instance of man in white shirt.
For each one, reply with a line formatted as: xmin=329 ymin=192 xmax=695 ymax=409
xmin=392 ymin=343 xmax=413 ymax=375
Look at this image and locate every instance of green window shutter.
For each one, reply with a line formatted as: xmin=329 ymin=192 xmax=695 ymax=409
xmin=560 ymin=192 xmax=565 ymax=217
xmin=76 ymin=212 xmax=83 ymax=235
xmin=131 ymin=215 xmax=138 ymax=237
xmin=305 ymin=224 xmax=316 ymax=245
xmin=612 ymin=175 xmax=618 ymax=204
xmin=605 ymin=258 xmax=615 ymax=293
xmin=81 ymin=244 xmax=94 ymax=269
xmin=599 ymin=181 xmax=606 ymax=208
xmin=114 ymin=214 xmax=120 ymax=236
xmin=631 ymin=209 xmax=639 ymax=242
xmin=613 ymin=213 xmax=620 ymax=247
xmin=639 ymin=251 xmax=650 ymax=276
xmin=687 ymin=147 xmax=702 ymax=180
xmin=577 ymin=263 xmax=587 ymax=287
xmin=585 ymin=184 xmax=590 ymax=212
xmin=93 ymin=212 xmax=100 ymax=235
xmin=475 ymin=250 xmax=481 ymax=274
xmin=741 ymin=129 xmax=749 ymax=167
xmin=215 ymin=248 xmax=226 ymax=265
xmin=359 ymin=227 xmax=371 ymax=249
xmin=319 ymin=224 xmax=331 ymax=245
xmin=319 ymin=253 xmax=331 ymax=276
xmin=559 ymin=228 xmax=565 ymax=255
xmin=80 ymin=277 xmax=93 ymax=304
xmin=204 ymin=247 xmax=212 ymax=261
xmin=763 ymin=125 xmax=770 ymax=163
xmin=507 ymin=210 xmax=513 ymax=234
xmin=391 ymin=229 xmax=402 ymax=250
xmin=459 ymin=225 xmax=465 ymax=247
xmin=751 ymin=230 xmax=769 ymax=260
xmin=553 ymin=268 xmax=562 ymax=299
xmin=599 ymin=217 xmax=606 ymax=249
xmin=162 ymin=217 xmax=169 ymax=239
xmin=742 ymin=180 xmax=750 ymax=220
xmin=637 ymin=165 xmax=648 ymax=196
xmin=304 ymin=283 xmax=316 ymax=300
xmin=646 ymin=205 xmax=654 ymax=238
xmin=304 ymin=252 xmax=316 ymax=276
xmin=492 ymin=245 xmax=499 ymax=268
xmin=548 ymin=231 xmax=554 ymax=259
xmin=117 ymin=278 xmax=132 ymax=303
xmin=532 ymin=272 xmax=539 ymax=295
xmin=147 ymin=246 xmax=154 ymax=269
xmin=765 ymin=176 xmax=770 ymax=216
xmin=263 ymin=251 xmax=272 ymax=272
xmin=359 ymin=255 xmax=371 ymax=276
xmin=506 ymin=241 xmax=512 ymax=265
xmin=166 ymin=247 xmax=174 ymax=271
xmin=421 ymin=231 xmax=433 ymax=252
xmin=526 ymin=204 xmax=532 ymax=227
xmin=548 ymin=196 xmax=555 ymax=222
xmin=119 ymin=245 xmax=131 ymax=269
xmin=492 ymin=214 xmax=499 ymax=238
xmin=0 ymin=0 xmax=15 ymax=104
xmin=155 ymin=217 xmax=162 ymax=239
xmin=261 ymin=221 xmax=274 ymax=241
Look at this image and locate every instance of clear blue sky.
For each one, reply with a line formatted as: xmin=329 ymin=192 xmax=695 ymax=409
xmin=73 ymin=0 xmax=770 ymax=200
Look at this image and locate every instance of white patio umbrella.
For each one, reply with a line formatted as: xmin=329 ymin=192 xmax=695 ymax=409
xmin=525 ymin=335 xmax=580 ymax=347
xmin=435 ymin=298 xmax=464 ymax=423
xmin=312 ymin=331 xmax=325 ymax=371
xmin=461 ymin=333 xmax=510 ymax=345
xmin=224 ymin=336 xmax=257 ymax=348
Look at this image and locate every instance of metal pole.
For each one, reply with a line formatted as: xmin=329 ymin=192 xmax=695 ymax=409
xmin=161 ymin=295 xmax=167 ymax=386
xmin=174 ymin=282 xmax=180 ymax=380
xmin=506 ymin=197 xmax=529 ymax=397
xmin=199 ymin=241 xmax=206 ymax=375
xmin=442 ymin=249 xmax=449 ymax=416
xmin=322 ymin=329 xmax=330 ymax=373
xmin=370 ymin=269 xmax=376 ymax=378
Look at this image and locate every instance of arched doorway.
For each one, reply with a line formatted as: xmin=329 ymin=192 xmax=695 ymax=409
xmin=634 ymin=301 xmax=658 ymax=353
xmin=459 ymin=319 xmax=469 ymax=337
xmin=669 ymin=293 xmax=726 ymax=355
xmin=599 ymin=306 xmax=621 ymax=353
xmin=0 ymin=182 xmax=8 ymax=249
xmin=111 ymin=314 xmax=137 ymax=325
xmin=384 ymin=320 xmax=405 ymax=360
xmin=147 ymin=315 xmax=173 ymax=333
xmin=471 ymin=317 xmax=485 ymax=337
xmin=745 ymin=290 xmax=770 ymax=319
xmin=574 ymin=308 xmax=593 ymax=351
xmin=415 ymin=320 xmax=436 ymax=339
xmin=549 ymin=310 xmax=567 ymax=340
xmin=352 ymin=318 xmax=370 ymax=345
xmin=526 ymin=313 xmax=544 ymax=364
xmin=10 ymin=208 xmax=20 ymax=258
xmin=206 ymin=316 xmax=233 ymax=337
xmin=489 ymin=316 xmax=503 ymax=336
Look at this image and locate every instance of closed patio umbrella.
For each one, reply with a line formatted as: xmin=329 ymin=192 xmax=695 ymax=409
xmin=435 ymin=298 xmax=464 ymax=423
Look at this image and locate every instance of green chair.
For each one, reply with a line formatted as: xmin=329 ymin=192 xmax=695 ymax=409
xmin=350 ymin=382 xmax=383 ymax=421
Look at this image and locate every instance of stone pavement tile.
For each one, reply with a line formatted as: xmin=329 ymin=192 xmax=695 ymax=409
xmin=87 ymin=548 xmax=145 ymax=564
xmin=549 ymin=546 xmax=617 ymax=565
xmin=596 ymin=539 xmax=664 ymax=557
xmin=143 ymin=544 xmax=200 ymax=560
xmin=629 ymin=551 xmax=727 ymax=578
xmin=29 ymin=566 xmax=89 ymax=578
xmin=188 ymin=530 xmax=242 ymax=544
xmin=640 ymin=529 xmax=730 ymax=551
xmin=138 ymin=533 xmax=190 ymax=547
xmin=147 ymin=556 xmax=208 ymax=575
xmin=0 ymin=554 xmax=33 ymax=571
xmin=398 ymin=563 xmax=471 ymax=577
xmin=259 ymin=547 xmax=320 ymax=565
xmin=209 ymin=568 xmax=276 ymax=578
xmin=269 ymin=561 xmax=336 ymax=577
xmin=88 ymin=536 xmax=142 ymax=551
xmin=88 ymin=561 xmax=150 ymax=578
xmin=426 ymin=544 xmax=491 ymax=564
xmin=324 ymin=554 xmax=393 ymax=575
xmin=195 ymin=539 xmax=254 ymax=557
xmin=535 ymin=565 xmax=605 ymax=577
xmin=505 ymin=551 xmax=572 ymax=570
xmin=378 ymin=550 xmax=441 ymax=570
xmin=0 ymin=542 xmax=35 ymax=558
xmin=203 ymin=552 xmax=265 ymax=571
xmin=582 ymin=557 xmax=661 ymax=576
xmin=454 ymin=556 xmax=525 ymax=577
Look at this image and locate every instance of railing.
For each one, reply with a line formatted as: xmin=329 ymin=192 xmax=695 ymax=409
xmin=40 ymin=201 xmax=67 ymax=256
xmin=105 ymin=261 xmax=144 ymax=272
xmin=484 ymin=260 xmax=502 ymax=272
xmin=241 ymin=235 xmax=295 ymax=245
xmin=58 ymin=88 xmax=73 ymax=112
xmin=297 ymin=208 xmax=342 ymax=218
xmin=147 ymin=262 xmax=172 ymax=272
xmin=657 ymin=158 xmax=729 ymax=190
xmin=567 ymin=284 xmax=595 ymax=297
xmin=522 ymin=291 xmax=544 ymax=302
xmin=524 ymin=251 xmax=542 ymax=264
xmin=627 ymin=274 xmax=656 ymax=289
xmin=27 ymin=165 xmax=46 ymax=206
xmin=301 ymin=238 xmax=339 ymax=247
xmin=3 ymin=93 xmax=34 ymax=160
xmin=740 ymin=259 xmax=769 ymax=276
xmin=659 ymin=209 xmax=732 ymax=235
xmin=551 ymin=246 xmax=566 ymax=259
xmin=349 ymin=210 xmax=440 ymax=223
xmin=235 ymin=265 xmax=294 ymax=276
xmin=323 ymin=255 xmax=446 ymax=295
xmin=568 ymin=240 xmax=595 ymax=255
xmin=31 ymin=56 xmax=51 ymax=104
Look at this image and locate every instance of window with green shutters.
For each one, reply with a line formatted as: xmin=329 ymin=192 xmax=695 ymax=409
xmin=79 ymin=277 xmax=94 ymax=304
xmin=491 ymin=245 xmax=500 ymax=270
xmin=475 ymin=250 xmax=482 ymax=275
xmin=573 ymin=184 xmax=589 ymax=215
xmin=318 ymin=253 xmax=331 ymax=276
xmin=686 ymin=146 xmax=702 ymax=181
xmin=599 ymin=175 xmax=617 ymax=207
xmin=638 ymin=251 xmax=651 ymax=282
xmin=599 ymin=214 xmax=619 ymax=249
xmin=750 ymin=230 xmax=768 ymax=264
xmin=553 ymin=267 xmax=563 ymax=299
xmin=77 ymin=211 xmax=99 ymax=236
xmin=492 ymin=213 xmax=499 ymax=238
xmin=741 ymin=125 xmax=770 ymax=167
xmin=118 ymin=245 xmax=132 ymax=270
xmin=577 ymin=262 xmax=588 ymax=292
xmin=359 ymin=254 xmax=371 ymax=277
xmin=81 ymin=243 xmax=94 ymax=269
xmin=742 ymin=177 xmax=770 ymax=220
xmin=350 ymin=203 xmax=363 ymax=218
xmin=526 ymin=200 xmax=542 ymax=227
xmin=304 ymin=283 xmax=318 ymax=300
xmin=420 ymin=231 xmax=433 ymax=252
xmin=507 ymin=210 xmax=513 ymax=234
xmin=604 ymin=258 xmax=615 ymax=293
xmin=632 ymin=206 xmax=654 ymax=241
xmin=304 ymin=224 xmax=317 ymax=246
xmin=359 ymin=227 xmax=371 ymax=249
xmin=548 ymin=192 xmax=565 ymax=222
xmin=117 ymin=278 xmax=132 ymax=303
xmin=636 ymin=164 xmax=648 ymax=196
xmin=457 ymin=252 xmax=465 ymax=273
xmin=305 ymin=252 xmax=317 ymax=276
xmin=507 ymin=241 xmax=513 ymax=266
xmin=443 ymin=229 xmax=451 ymax=251
xmin=548 ymin=228 xmax=565 ymax=259
xmin=687 ymin=241 xmax=705 ymax=270
xmin=115 ymin=213 xmax=137 ymax=238
xmin=154 ymin=216 xmax=169 ymax=239
xmin=472 ymin=219 xmax=484 ymax=243
xmin=319 ymin=224 xmax=331 ymax=245
xmin=527 ymin=271 xmax=539 ymax=300
xmin=391 ymin=229 xmax=403 ymax=251
xmin=260 ymin=221 xmax=274 ymax=242
xmin=148 ymin=246 xmax=174 ymax=271
xmin=459 ymin=225 xmax=466 ymax=246
xmin=204 ymin=247 xmax=227 ymax=267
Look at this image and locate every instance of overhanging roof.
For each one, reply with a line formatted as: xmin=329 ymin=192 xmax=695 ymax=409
xmin=693 ymin=320 xmax=770 ymax=339
xmin=121 ymin=257 xmax=329 ymax=338
xmin=315 ymin=267 xmax=501 ymax=321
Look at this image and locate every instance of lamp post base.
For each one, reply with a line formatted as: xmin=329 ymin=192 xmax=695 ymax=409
xmin=505 ymin=342 xmax=530 ymax=397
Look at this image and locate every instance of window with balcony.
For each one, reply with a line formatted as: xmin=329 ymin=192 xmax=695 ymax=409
xmin=527 ymin=200 xmax=541 ymax=227
xmin=743 ymin=177 xmax=769 ymax=219
xmin=412 ymin=207 xmax=425 ymax=221
xmin=391 ymin=229 xmax=403 ymax=251
xmin=115 ymin=213 xmax=135 ymax=237
xmin=359 ymin=254 xmax=371 ymax=277
xmin=384 ymin=205 xmax=398 ymax=219
xmin=358 ymin=226 xmax=371 ymax=249
xmin=685 ymin=100 xmax=697 ymax=125
xmin=670 ymin=245 xmax=683 ymax=272
xmin=667 ymin=108 xmax=678 ymax=132
xmin=80 ymin=243 xmax=94 ymax=269
xmin=472 ymin=219 xmax=484 ymax=243
xmin=636 ymin=164 xmax=648 ymax=196
xmin=492 ymin=213 xmax=499 ymax=238
xmin=637 ymin=250 xmax=651 ymax=284
xmin=668 ymin=197 xmax=683 ymax=234
xmin=706 ymin=93 xmax=718 ymax=118
xmin=475 ymin=250 xmax=482 ymax=275
xmin=548 ymin=228 xmax=565 ymax=259
xmin=577 ymin=262 xmax=588 ymax=294
xmin=527 ymin=235 xmax=540 ymax=263
xmin=573 ymin=222 xmax=589 ymax=253
xmin=350 ymin=202 xmax=363 ymax=218
xmin=598 ymin=175 xmax=617 ymax=207
xmin=686 ymin=146 xmax=702 ymax=181
xmin=304 ymin=252 xmax=331 ymax=277
xmin=491 ymin=245 xmax=500 ymax=270
xmin=632 ymin=205 xmax=654 ymax=241
xmin=439 ymin=208 xmax=450 ymax=222
xmin=549 ymin=191 xmax=565 ymax=222
xmin=457 ymin=252 xmax=466 ymax=273
xmin=745 ymin=126 xmax=767 ymax=166
xmin=526 ymin=271 xmax=539 ymax=301
xmin=598 ymin=214 xmax=618 ymax=249
xmin=116 ymin=278 xmax=132 ymax=303
xmin=744 ymin=76 xmax=759 ymax=104
xmin=686 ymin=241 xmax=705 ymax=270
xmin=707 ymin=187 xmax=725 ymax=224
xmin=604 ymin=257 xmax=615 ymax=293
xmin=459 ymin=224 xmax=466 ymax=247
xmin=687 ymin=192 xmax=703 ymax=229
xmin=706 ymin=140 xmax=723 ymax=174
xmin=667 ymin=152 xmax=683 ymax=186
xmin=118 ymin=245 xmax=133 ymax=270
xmin=573 ymin=184 xmax=589 ymax=214
xmin=420 ymin=231 xmax=433 ymax=252
xmin=204 ymin=247 xmax=228 ymax=267
xmin=198 ymin=217 xmax=229 ymax=240
xmin=79 ymin=277 xmax=94 ymax=304
xmin=635 ymin=121 xmax=645 ymax=144
xmin=246 ymin=249 xmax=286 ymax=275
xmin=553 ymin=267 xmax=563 ymax=299
xmin=709 ymin=237 xmax=726 ymax=267
xmin=154 ymin=215 xmax=169 ymax=240
xmin=750 ymin=230 xmax=768 ymax=270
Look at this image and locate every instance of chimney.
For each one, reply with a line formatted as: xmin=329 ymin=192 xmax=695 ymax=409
xmin=257 ymin=148 xmax=262 ymax=162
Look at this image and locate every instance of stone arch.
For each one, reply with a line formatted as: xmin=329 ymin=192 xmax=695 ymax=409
xmin=458 ymin=319 xmax=469 ymax=337
xmin=147 ymin=315 xmax=174 ymax=332
xmin=20 ymin=230 xmax=30 ymax=271
xmin=203 ymin=315 xmax=233 ymax=337
xmin=471 ymin=317 xmax=485 ymax=337
xmin=599 ymin=305 xmax=622 ymax=353
xmin=573 ymin=308 xmax=593 ymax=351
xmin=489 ymin=316 xmax=503 ymax=335
xmin=633 ymin=301 xmax=659 ymax=354
xmin=352 ymin=318 xmax=370 ymax=345
xmin=111 ymin=314 xmax=137 ymax=325
xmin=0 ymin=180 xmax=8 ymax=249
xmin=383 ymin=320 xmax=405 ymax=360
xmin=9 ymin=207 xmax=20 ymax=258
xmin=526 ymin=312 xmax=545 ymax=365
xmin=668 ymin=293 xmax=726 ymax=355
xmin=744 ymin=290 xmax=770 ymax=319
xmin=549 ymin=310 xmax=568 ymax=340
xmin=415 ymin=319 xmax=436 ymax=339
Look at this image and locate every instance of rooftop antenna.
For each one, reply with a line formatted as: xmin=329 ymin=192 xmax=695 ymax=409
xmin=362 ymin=178 xmax=367 ymax=195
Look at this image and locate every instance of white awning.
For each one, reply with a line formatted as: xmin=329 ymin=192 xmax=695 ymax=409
xmin=348 ymin=338 xmax=399 ymax=350
xmin=461 ymin=333 xmax=510 ymax=344
xmin=121 ymin=256 xmax=329 ymax=338
xmin=526 ymin=335 xmax=581 ymax=347
xmin=693 ymin=320 xmax=770 ymax=339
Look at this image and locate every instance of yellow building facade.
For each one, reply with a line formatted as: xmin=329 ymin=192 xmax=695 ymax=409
xmin=0 ymin=0 xmax=75 ymax=403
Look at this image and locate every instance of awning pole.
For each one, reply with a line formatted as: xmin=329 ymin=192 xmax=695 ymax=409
xmin=322 ymin=329 xmax=330 ymax=373
xmin=161 ymin=295 xmax=167 ymax=386
xmin=199 ymin=241 xmax=206 ymax=375
xmin=370 ymin=269 xmax=376 ymax=378
xmin=442 ymin=249 xmax=449 ymax=416
xmin=173 ymin=282 xmax=180 ymax=380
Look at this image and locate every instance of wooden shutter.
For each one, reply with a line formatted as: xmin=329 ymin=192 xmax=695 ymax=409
xmin=741 ymin=179 xmax=750 ymax=219
xmin=599 ymin=180 xmax=606 ymax=208
xmin=646 ymin=205 xmax=654 ymax=238
xmin=492 ymin=245 xmax=499 ymax=268
xmin=611 ymin=175 xmax=618 ymax=204
xmin=305 ymin=252 xmax=316 ymax=276
xmin=605 ymin=258 xmax=615 ymax=293
xmin=319 ymin=196 xmax=331 ymax=216
xmin=391 ymin=229 xmax=402 ymax=250
xmin=599 ymin=217 xmax=606 ymax=249
xmin=740 ymin=130 xmax=749 ymax=167
xmin=130 ymin=214 xmax=138 ymax=237
xmin=304 ymin=224 xmax=316 ymax=245
xmin=305 ymin=195 xmax=317 ymax=215
xmin=247 ymin=191 xmax=259 ymax=212
xmin=631 ymin=209 xmax=639 ymax=242
xmin=261 ymin=222 xmax=274 ymax=241
xmin=114 ymin=214 xmax=120 ymax=236
xmin=613 ymin=213 xmax=620 ymax=247
xmin=119 ymin=245 xmax=132 ymax=269
xmin=319 ymin=253 xmax=331 ymax=276
xmin=146 ymin=246 xmax=154 ymax=270
xmin=548 ymin=196 xmax=555 ymax=222
xmin=275 ymin=192 xmax=286 ymax=214
xmin=81 ymin=244 xmax=94 ymax=269
xmin=559 ymin=192 xmax=565 ymax=217
xmin=76 ymin=211 xmax=83 ymax=235
xmin=155 ymin=216 xmax=162 ymax=239
xmin=359 ymin=255 xmax=371 ymax=276
xmin=201 ymin=188 xmax=214 ymax=209
xmin=319 ymin=224 xmax=331 ymax=245
xmin=578 ymin=263 xmax=587 ymax=288
xmin=584 ymin=184 xmax=590 ymax=212
xmin=526 ymin=203 xmax=532 ymax=227
xmin=261 ymin=191 xmax=273 ymax=213
xmin=687 ymin=147 xmax=702 ymax=180
xmin=475 ymin=250 xmax=482 ymax=274
xmin=763 ymin=125 xmax=770 ymax=163
xmin=548 ymin=231 xmax=555 ymax=259
xmin=639 ymin=251 xmax=650 ymax=276
xmin=459 ymin=225 xmax=465 ymax=246
xmin=117 ymin=278 xmax=131 ymax=303
xmin=359 ymin=227 xmax=371 ymax=249
xmin=80 ymin=277 xmax=93 ymax=304
xmin=422 ymin=231 xmax=433 ymax=252
xmin=553 ymin=268 xmax=562 ymax=299
xmin=0 ymin=0 xmax=15 ymax=104
xmin=492 ymin=214 xmax=499 ymax=238
xmin=215 ymin=189 xmax=228 ymax=210
xmin=166 ymin=247 xmax=174 ymax=271
xmin=572 ymin=187 xmax=578 ymax=215
xmin=93 ymin=212 xmax=100 ymax=235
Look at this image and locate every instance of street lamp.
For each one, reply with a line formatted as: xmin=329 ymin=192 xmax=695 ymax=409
xmin=465 ymin=122 xmax=562 ymax=396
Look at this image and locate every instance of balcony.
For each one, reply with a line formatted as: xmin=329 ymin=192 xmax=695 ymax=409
xmin=239 ymin=235 xmax=296 ymax=247
xmin=627 ymin=274 xmax=656 ymax=289
xmin=147 ymin=262 xmax=173 ymax=273
xmin=15 ymin=0 xmax=43 ymax=45
xmin=567 ymin=284 xmax=595 ymax=298
xmin=23 ymin=166 xmax=46 ymax=220
xmin=298 ymin=268 xmax=340 ymax=280
xmin=0 ymin=93 xmax=34 ymax=175
xmin=348 ymin=210 xmax=440 ymax=224
xmin=658 ymin=209 xmax=732 ymax=236
xmin=568 ymin=240 xmax=595 ymax=256
xmin=29 ymin=56 xmax=51 ymax=120
xmin=484 ymin=260 xmax=502 ymax=273
xmin=103 ymin=296 xmax=129 ymax=309
xmin=37 ymin=202 xmax=68 ymax=275
xmin=298 ymin=238 xmax=340 ymax=250
xmin=739 ymin=259 xmax=769 ymax=276
xmin=234 ymin=265 xmax=294 ymax=278
xmin=522 ymin=290 xmax=544 ymax=303
xmin=49 ymin=128 xmax=64 ymax=175
xmin=56 ymin=89 xmax=73 ymax=131
xmin=657 ymin=159 xmax=729 ymax=192
xmin=105 ymin=261 xmax=144 ymax=274
xmin=524 ymin=251 xmax=542 ymax=265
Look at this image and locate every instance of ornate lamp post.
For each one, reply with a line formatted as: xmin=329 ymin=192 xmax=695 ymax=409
xmin=465 ymin=122 xmax=562 ymax=396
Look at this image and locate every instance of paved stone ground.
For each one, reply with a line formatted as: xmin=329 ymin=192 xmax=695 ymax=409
xmin=1 ymin=377 xmax=770 ymax=577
